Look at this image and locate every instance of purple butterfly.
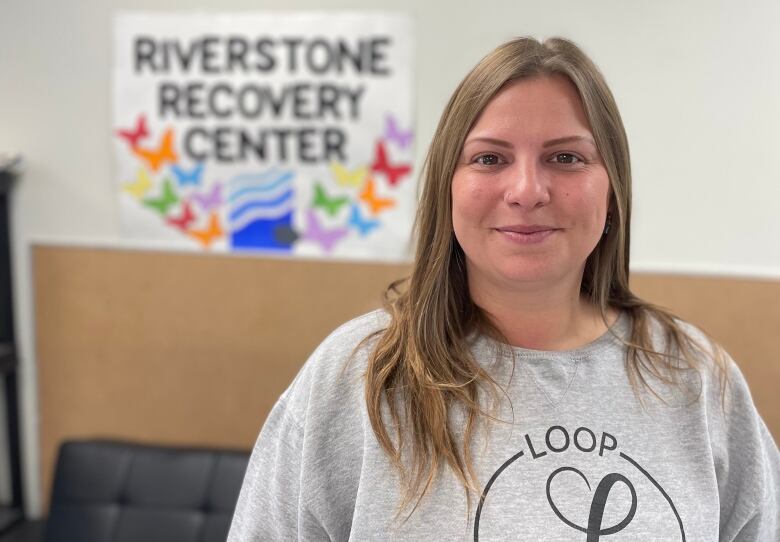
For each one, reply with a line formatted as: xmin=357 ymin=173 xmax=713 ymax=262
xmin=192 ymin=182 xmax=222 ymax=211
xmin=303 ymin=209 xmax=349 ymax=252
xmin=385 ymin=114 xmax=413 ymax=149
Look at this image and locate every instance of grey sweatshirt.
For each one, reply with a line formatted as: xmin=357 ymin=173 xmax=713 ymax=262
xmin=228 ymin=310 xmax=779 ymax=541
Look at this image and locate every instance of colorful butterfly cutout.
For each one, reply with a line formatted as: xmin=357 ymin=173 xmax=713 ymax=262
xmin=359 ymin=178 xmax=395 ymax=215
xmin=171 ymin=163 xmax=204 ymax=187
xmin=122 ymin=168 xmax=153 ymax=199
xmin=116 ymin=114 xmax=149 ymax=148
xmin=132 ymin=128 xmax=178 ymax=172
xmin=143 ymin=178 xmax=179 ymax=215
xmin=188 ymin=212 xmax=224 ymax=248
xmin=371 ymin=141 xmax=411 ymax=187
xmin=330 ymin=162 xmax=367 ymax=188
xmin=384 ymin=114 xmax=413 ymax=149
xmin=312 ymin=182 xmax=349 ymax=217
xmin=166 ymin=200 xmax=196 ymax=231
xmin=348 ymin=204 xmax=380 ymax=237
xmin=303 ymin=208 xmax=349 ymax=252
xmin=192 ymin=182 xmax=223 ymax=212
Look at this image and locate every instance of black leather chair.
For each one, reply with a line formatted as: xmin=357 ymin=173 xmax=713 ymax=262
xmin=1 ymin=439 xmax=250 ymax=542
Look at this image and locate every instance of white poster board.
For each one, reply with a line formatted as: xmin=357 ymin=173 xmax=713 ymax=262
xmin=113 ymin=12 xmax=414 ymax=261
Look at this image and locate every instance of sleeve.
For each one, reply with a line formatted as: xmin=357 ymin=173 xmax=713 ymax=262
xmin=709 ymin=360 xmax=780 ymax=541
xmin=226 ymin=395 xmax=330 ymax=541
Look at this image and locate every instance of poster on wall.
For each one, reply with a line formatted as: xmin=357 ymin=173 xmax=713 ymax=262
xmin=112 ymin=12 xmax=414 ymax=261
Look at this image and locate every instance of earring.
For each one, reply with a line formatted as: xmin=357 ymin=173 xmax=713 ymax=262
xmin=603 ymin=213 xmax=612 ymax=236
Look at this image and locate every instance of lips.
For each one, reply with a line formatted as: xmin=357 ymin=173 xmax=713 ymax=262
xmin=496 ymin=225 xmax=557 ymax=234
xmin=494 ymin=225 xmax=559 ymax=244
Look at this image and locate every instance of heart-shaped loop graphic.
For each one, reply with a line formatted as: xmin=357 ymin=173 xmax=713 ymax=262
xmin=546 ymin=466 xmax=638 ymax=541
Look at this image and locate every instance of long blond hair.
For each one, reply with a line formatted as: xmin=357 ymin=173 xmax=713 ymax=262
xmin=364 ymin=36 xmax=727 ymax=517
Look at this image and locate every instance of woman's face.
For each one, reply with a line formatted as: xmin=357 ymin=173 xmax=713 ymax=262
xmin=451 ymin=75 xmax=611 ymax=295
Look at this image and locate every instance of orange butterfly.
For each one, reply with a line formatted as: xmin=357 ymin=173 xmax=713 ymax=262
xmin=132 ymin=128 xmax=178 ymax=172
xmin=359 ymin=178 xmax=395 ymax=215
xmin=188 ymin=212 xmax=223 ymax=248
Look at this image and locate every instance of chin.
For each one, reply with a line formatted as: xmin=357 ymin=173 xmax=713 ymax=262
xmin=494 ymin=263 xmax=563 ymax=285
xmin=466 ymin=254 xmax=578 ymax=290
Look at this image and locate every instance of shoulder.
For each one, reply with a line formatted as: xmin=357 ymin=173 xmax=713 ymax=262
xmin=641 ymin=312 xmax=779 ymax=526
xmin=628 ymin=310 xmax=744 ymax=411
xmin=642 ymin=313 xmax=768 ymax=435
xmin=639 ymin=310 xmax=726 ymax=375
xmin=278 ymin=309 xmax=390 ymax=426
xmin=308 ymin=308 xmax=390 ymax=364
xmin=294 ymin=308 xmax=390 ymax=391
xmin=230 ymin=310 xmax=391 ymax=540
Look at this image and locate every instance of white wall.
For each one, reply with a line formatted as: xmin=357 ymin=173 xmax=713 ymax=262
xmin=1 ymin=0 xmax=778 ymax=516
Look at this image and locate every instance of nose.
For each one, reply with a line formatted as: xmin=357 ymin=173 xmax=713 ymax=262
xmin=503 ymin=160 xmax=551 ymax=208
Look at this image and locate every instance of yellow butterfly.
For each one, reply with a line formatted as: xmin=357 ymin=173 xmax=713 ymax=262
xmin=122 ymin=168 xmax=153 ymax=199
xmin=330 ymin=162 xmax=367 ymax=188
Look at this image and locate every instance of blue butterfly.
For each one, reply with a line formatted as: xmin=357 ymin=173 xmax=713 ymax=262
xmin=171 ymin=163 xmax=204 ymax=187
xmin=348 ymin=204 xmax=380 ymax=237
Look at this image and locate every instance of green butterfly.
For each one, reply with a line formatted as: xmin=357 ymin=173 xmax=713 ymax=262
xmin=312 ymin=182 xmax=349 ymax=217
xmin=143 ymin=178 xmax=179 ymax=215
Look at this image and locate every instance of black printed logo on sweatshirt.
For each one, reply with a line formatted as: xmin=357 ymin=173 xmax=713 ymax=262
xmin=473 ymin=425 xmax=685 ymax=541
xmin=546 ymin=467 xmax=637 ymax=539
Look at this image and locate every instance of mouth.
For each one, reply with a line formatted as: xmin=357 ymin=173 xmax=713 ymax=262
xmin=494 ymin=225 xmax=559 ymax=244
xmin=496 ymin=225 xmax=557 ymax=234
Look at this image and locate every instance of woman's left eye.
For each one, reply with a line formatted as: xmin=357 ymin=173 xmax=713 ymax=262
xmin=551 ymin=153 xmax=583 ymax=165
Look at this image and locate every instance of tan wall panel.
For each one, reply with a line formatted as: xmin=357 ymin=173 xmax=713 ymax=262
xmin=34 ymin=245 xmax=411 ymax=509
xmin=34 ymin=245 xmax=779 ymax=509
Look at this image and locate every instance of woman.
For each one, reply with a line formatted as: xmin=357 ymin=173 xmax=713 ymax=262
xmin=228 ymin=37 xmax=779 ymax=541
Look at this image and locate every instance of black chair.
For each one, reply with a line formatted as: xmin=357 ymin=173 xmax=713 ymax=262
xmin=1 ymin=439 xmax=249 ymax=542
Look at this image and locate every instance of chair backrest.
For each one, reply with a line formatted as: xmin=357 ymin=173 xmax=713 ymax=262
xmin=44 ymin=440 xmax=249 ymax=542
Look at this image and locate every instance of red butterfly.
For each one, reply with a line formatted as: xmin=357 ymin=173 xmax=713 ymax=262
xmin=166 ymin=200 xmax=196 ymax=231
xmin=370 ymin=141 xmax=411 ymax=187
xmin=116 ymin=114 xmax=149 ymax=148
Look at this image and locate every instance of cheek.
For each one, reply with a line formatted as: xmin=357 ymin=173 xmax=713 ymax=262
xmin=559 ymin=182 xmax=608 ymax=231
xmin=451 ymin=175 xmax=491 ymax=225
xmin=577 ymin=174 xmax=610 ymax=211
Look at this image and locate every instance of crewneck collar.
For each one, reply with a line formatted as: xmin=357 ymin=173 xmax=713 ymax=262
xmin=472 ymin=310 xmax=631 ymax=361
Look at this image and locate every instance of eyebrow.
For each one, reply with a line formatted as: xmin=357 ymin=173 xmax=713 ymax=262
xmin=464 ymin=135 xmax=597 ymax=148
xmin=541 ymin=135 xmax=597 ymax=148
xmin=464 ymin=137 xmax=513 ymax=149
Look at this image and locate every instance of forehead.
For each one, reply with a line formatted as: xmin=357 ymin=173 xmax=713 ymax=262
xmin=468 ymin=74 xmax=593 ymax=139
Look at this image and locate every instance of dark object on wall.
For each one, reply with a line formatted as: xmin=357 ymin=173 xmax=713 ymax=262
xmin=1 ymin=439 xmax=249 ymax=542
xmin=0 ymin=155 xmax=23 ymax=534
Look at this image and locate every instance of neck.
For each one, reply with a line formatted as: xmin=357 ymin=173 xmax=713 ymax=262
xmin=469 ymin=276 xmax=616 ymax=351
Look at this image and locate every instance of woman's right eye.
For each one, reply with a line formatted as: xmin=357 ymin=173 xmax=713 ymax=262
xmin=474 ymin=153 xmax=502 ymax=166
